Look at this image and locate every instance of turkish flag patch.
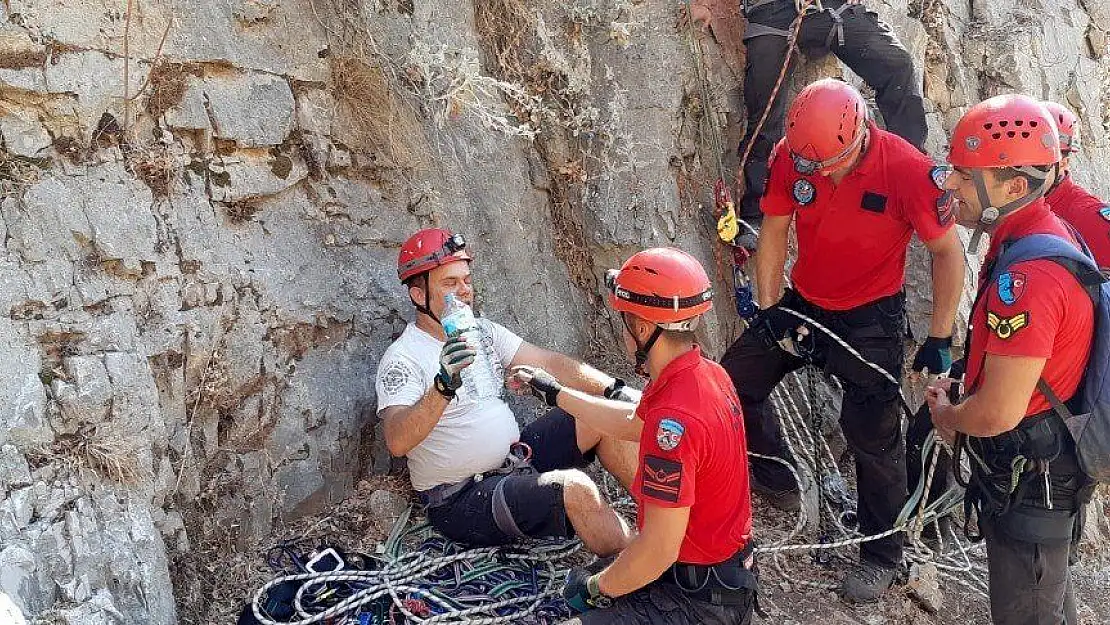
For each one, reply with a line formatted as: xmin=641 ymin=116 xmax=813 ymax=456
xmin=641 ymin=455 xmax=683 ymax=503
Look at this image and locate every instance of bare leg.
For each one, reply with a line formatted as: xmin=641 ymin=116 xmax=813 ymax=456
xmin=576 ymin=419 xmax=639 ymax=490
xmin=544 ymin=469 xmax=632 ymax=556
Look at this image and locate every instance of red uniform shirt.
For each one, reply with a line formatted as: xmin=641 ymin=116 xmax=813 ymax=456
xmin=632 ymin=346 xmax=752 ymax=565
xmin=1045 ymin=174 xmax=1110 ymax=269
xmin=762 ymin=123 xmax=953 ymax=311
xmin=966 ymin=200 xmax=1094 ymax=417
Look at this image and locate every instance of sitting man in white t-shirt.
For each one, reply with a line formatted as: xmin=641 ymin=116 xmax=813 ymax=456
xmin=375 ymin=228 xmax=640 ymax=556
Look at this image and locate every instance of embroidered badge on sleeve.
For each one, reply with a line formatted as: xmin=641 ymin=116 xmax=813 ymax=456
xmin=641 ymin=455 xmax=683 ymax=503
xmin=656 ymin=418 xmax=685 ymax=451
xmin=997 ymin=272 xmax=1027 ymax=305
xmin=986 ymin=311 xmax=1030 ymax=340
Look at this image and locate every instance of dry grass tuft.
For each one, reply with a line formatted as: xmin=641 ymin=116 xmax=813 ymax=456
xmin=29 ymin=422 xmax=151 ymax=485
xmin=329 ymin=55 xmax=424 ymax=167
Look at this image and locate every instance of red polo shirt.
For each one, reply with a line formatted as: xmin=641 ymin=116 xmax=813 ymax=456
xmin=1045 ymin=174 xmax=1110 ymax=269
xmin=966 ymin=200 xmax=1094 ymax=417
xmin=762 ymin=123 xmax=953 ymax=311
xmin=632 ymin=346 xmax=752 ymax=565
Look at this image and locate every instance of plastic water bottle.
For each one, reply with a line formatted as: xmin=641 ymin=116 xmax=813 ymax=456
xmin=441 ymin=294 xmax=501 ymax=400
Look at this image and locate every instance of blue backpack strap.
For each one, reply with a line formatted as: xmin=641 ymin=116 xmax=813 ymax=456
xmin=992 ymin=234 xmax=1105 ymax=303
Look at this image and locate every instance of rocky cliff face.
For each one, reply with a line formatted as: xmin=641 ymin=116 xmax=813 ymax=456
xmin=1 ymin=0 xmax=1109 ymax=622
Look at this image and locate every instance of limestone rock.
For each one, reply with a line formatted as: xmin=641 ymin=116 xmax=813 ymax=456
xmin=166 ymin=71 xmax=295 ymax=147
xmin=0 ymin=445 xmax=32 ymax=492
xmin=0 ymin=338 xmax=50 ymax=448
xmin=0 ymin=112 xmax=52 ymax=157
xmin=0 ymin=592 xmax=27 ymax=625
xmin=907 ymin=562 xmax=943 ymax=614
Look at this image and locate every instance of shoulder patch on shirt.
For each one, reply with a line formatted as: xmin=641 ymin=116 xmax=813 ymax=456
xmin=996 ymin=271 xmax=1027 ymax=305
xmin=936 ymin=190 xmax=956 ymax=226
xmin=929 ymin=165 xmax=951 ymax=190
xmin=1100 ymin=206 xmax=1110 ymax=222
xmin=861 ymin=191 xmax=888 ymax=214
xmin=641 ymin=455 xmax=683 ymax=503
xmin=986 ymin=311 xmax=1030 ymax=340
xmin=656 ymin=418 xmax=685 ymax=451
xmin=792 ymin=179 xmax=816 ymax=206
xmin=380 ymin=359 xmax=420 ymax=395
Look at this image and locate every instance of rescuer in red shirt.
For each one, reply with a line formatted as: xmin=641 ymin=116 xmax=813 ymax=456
xmin=720 ymin=78 xmax=966 ymax=602
xmin=1042 ymin=101 xmax=1110 ymax=268
xmin=927 ymin=94 xmax=1095 ymax=625
xmin=511 ymin=248 xmax=756 ymax=625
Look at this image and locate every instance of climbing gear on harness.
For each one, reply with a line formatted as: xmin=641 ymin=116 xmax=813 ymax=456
xmin=606 ymin=248 xmax=714 ymax=373
xmin=986 ymin=233 xmax=1110 ymax=483
xmin=786 ymin=79 xmax=869 ymax=176
xmin=1042 ymin=100 xmax=1081 ymax=154
xmin=665 ymin=542 xmax=760 ymax=609
xmin=415 ymin=442 xmax=535 ymax=510
xmin=737 ymin=0 xmax=818 ymax=185
xmin=946 ymin=95 xmax=1062 ymax=252
xmin=398 ymin=228 xmax=472 ymax=323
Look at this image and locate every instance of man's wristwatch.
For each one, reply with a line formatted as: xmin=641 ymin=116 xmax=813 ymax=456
xmin=587 ymin=574 xmax=613 ymax=609
xmin=434 ymin=372 xmax=457 ymax=399
xmin=603 ymin=378 xmax=626 ymax=400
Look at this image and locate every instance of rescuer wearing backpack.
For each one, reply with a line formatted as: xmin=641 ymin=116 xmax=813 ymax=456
xmin=927 ymin=94 xmax=1110 ymax=625
xmin=1041 ymin=101 xmax=1110 ymax=269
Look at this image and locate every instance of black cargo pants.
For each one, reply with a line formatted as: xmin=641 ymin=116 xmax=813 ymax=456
xmin=720 ymin=289 xmax=908 ymax=568
xmin=738 ymin=0 xmax=927 ymax=218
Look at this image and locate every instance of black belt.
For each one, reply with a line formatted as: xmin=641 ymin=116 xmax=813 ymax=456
xmin=661 ymin=543 xmax=758 ymax=607
xmin=416 ymin=442 xmax=535 ymax=509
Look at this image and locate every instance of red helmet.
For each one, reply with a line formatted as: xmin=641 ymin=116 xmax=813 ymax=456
xmin=606 ymin=248 xmax=713 ymax=329
xmin=1042 ymin=101 xmax=1080 ymax=154
xmin=397 ymin=228 xmax=471 ymax=283
xmin=786 ymin=79 xmax=869 ymax=175
xmin=948 ymin=95 xmax=1061 ymax=169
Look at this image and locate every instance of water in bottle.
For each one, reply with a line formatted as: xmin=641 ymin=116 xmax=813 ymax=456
xmin=441 ymin=294 xmax=501 ymax=400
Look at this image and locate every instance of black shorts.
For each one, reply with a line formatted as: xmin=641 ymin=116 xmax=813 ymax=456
xmin=559 ymin=583 xmax=753 ymax=625
xmin=426 ymin=408 xmax=595 ymax=546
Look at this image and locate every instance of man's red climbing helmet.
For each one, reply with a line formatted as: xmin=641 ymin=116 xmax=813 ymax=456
xmin=1042 ymin=101 xmax=1080 ymax=154
xmin=606 ymin=248 xmax=713 ymax=330
xmin=397 ymin=228 xmax=471 ymax=283
xmin=786 ymin=79 xmax=869 ymax=175
xmin=948 ymin=95 xmax=1061 ymax=169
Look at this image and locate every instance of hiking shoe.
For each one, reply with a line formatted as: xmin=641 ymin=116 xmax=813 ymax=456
xmin=750 ymin=473 xmax=801 ymax=513
xmin=841 ymin=560 xmax=896 ymax=603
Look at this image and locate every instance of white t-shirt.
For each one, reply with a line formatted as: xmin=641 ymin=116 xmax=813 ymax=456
xmin=375 ymin=320 xmax=525 ymax=491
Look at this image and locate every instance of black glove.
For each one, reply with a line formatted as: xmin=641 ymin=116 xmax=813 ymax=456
xmin=603 ymin=378 xmax=641 ymax=403
xmin=750 ymin=304 xmax=801 ymax=351
xmin=563 ymin=568 xmax=610 ymax=613
xmin=509 ymin=366 xmax=563 ymax=407
xmin=435 ymin=336 xmax=476 ymax=398
xmin=912 ymin=336 xmax=953 ymax=375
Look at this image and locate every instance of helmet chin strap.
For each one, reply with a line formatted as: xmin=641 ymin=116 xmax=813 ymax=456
xmin=967 ymin=167 xmax=1052 ymax=253
xmin=409 ymin=274 xmax=441 ymax=325
xmin=623 ymin=314 xmax=663 ymax=377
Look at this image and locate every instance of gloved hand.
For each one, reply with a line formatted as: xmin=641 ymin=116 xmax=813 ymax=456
xmin=912 ymin=336 xmax=953 ymax=375
xmin=604 ymin=378 xmax=641 ymax=404
xmin=436 ymin=335 xmax=476 ymax=397
xmin=749 ymin=303 xmax=801 ymax=351
xmin=507 ymin=365 xmax=563 ymax=407
xmin=563 ymin=568 xmax=609 ymax=613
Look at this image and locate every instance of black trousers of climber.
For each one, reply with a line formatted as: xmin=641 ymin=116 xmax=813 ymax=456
xmin=720 ymin=289 xmax=907 ymax=568
xmin=738 ymin=0 xmax=927 ymax=219
xmin=967 ymin=424 xmax=1086 ymax=625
